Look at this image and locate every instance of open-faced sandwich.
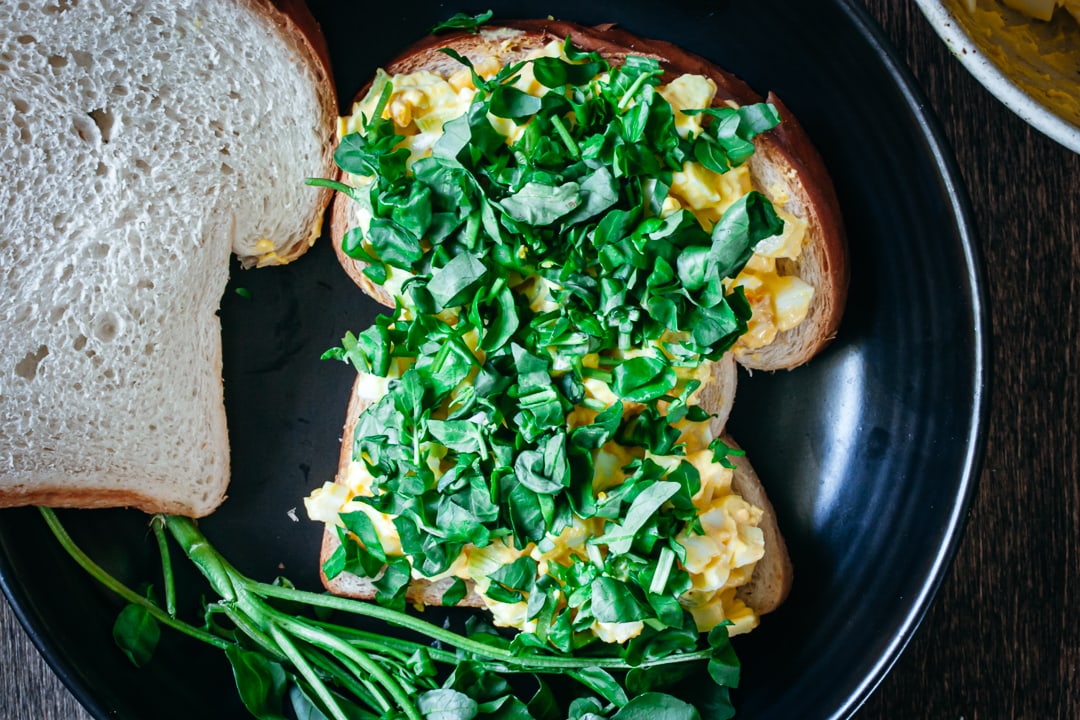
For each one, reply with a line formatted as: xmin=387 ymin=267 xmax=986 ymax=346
xmin=305 ymin=17 xmax=846 ymax=646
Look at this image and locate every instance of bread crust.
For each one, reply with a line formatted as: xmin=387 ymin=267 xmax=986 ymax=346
xmin=0 ymin=487 xmax=224 ymax=517
xmin=725 ymin=435 xmax=793 ymax=614
xmin=329 ymin=20 xmax=847 ymax=370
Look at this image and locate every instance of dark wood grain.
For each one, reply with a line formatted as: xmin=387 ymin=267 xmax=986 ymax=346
xmin=1 ymin=596 xmax=92 ymax=719
xmin=2 ymin=1 xmax=1078 ymax=718
xmin=857 ymin=1 xmax=1080 ymax=718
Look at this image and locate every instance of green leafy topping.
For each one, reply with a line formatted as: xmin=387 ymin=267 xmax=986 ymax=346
xmin=442 ymin=577 xmax=469 ymax=606
xmin=708 ymin=437 xmax=747 ymax=470
xmin=431 ymin=10 xmax=494 ymax=34
xmin=226 ymin=646 xmax=288 ymax=719
xmin=310 ymin=36 xmax=789 ymax=718
xmin=44 ymin=509 xmax=746 ymax=720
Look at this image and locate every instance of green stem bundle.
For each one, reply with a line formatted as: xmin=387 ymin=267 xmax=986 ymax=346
xmin=40 ymin=508 xmax=734 ymax=720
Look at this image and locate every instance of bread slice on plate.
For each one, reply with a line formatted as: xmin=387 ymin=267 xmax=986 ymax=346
xmin=316 ymin=354 xmax=791 ymax=624
xmin=329 ymin=19 xmax=847 ymax=373
xmin=0 ymin=0 xmax=337 ymax=517
xmin=306 ymin=18 xmax=845 ymax=636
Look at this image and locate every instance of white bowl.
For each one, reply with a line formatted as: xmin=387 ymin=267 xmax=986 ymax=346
xmin=915 ymin=0 xmax=1080 ymax=153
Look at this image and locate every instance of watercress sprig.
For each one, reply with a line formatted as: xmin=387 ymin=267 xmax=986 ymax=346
xmin=41 ymin=507 xmax=740 ymax=719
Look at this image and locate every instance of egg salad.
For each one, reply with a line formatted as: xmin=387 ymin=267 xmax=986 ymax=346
xmin=993 ymin=0 xmax=1080 ymax=24
xmin=308 ymin=337 xmax=765 ymax=640
xmin=336 ymin=38 xmax=813 ymax=355
xmin=308 ymin=35 xmax=792 ymax=650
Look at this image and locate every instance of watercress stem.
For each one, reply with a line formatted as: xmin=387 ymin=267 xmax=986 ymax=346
xmin=301 ymin=648 xmax=389 ymax=716
xmin=244 ymin=575 xmax=712 ymax=671
xmin=273 ymin=612 xmax=418 ymax=720
xmin=163 ymin=516 xmax=237 ymax=602
xmin=218 ymin=604 xmax=288 ymax=663
xmin=550 ymin=115 xmax=580 ymax=159
xmin=267 ymin=623 xmax=351 ymax=720
xmin=307 ymin=618 xmax=448 ymax=664
xmin=151 ymin=516 xmax=176 ymax=617
xmin=304 ymin=177 xmax=360 ymax=201
xmin=617 ymin=71 xmax=659 ymax=111
xmin=38 ymin=508 xmax=229 ymax=650
xmin=244 ymin=577 xmax=521 ymax=660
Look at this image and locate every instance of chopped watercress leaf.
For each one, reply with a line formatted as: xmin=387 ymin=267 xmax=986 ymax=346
xmin=489 ymin=84 xmax=543 ymax=119
xmin=611 ymin=693 xmax=702 ymax=720
xmin=441 ymin=577 xmax=469 ymax=606
xmin=708 ymin=437 xmax=747 ymax=469
xmin=226 ymin=646 xmax=288 ymax=719
xmin=418 ymin=689 xmax=479 ymax=720
xmin=427 ymin=253 xmax=489 ymax=310
xmin=431 ymin=10 xmax=494 ymax=34
xmin=499 ymin=180 xmax=582 ymax=225
xmin=532 ymin=55 xmax=608 ymax=89
xmin=303 ymin=35 xmax=796 ymax=719
xmin=611 ymin=356 xmax=678 ymax=403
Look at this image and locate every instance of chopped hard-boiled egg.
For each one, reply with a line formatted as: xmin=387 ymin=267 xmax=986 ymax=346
xmin=684 ymin=587 xmax=759 ymax=637
xmin=310 ymin=47 xmax=794 ymax=645
xmin=673 ymin=432 xmax=766 ymax=635
xmin=730 ymin=209 xmax=813 ymax=351
xmin=305 ymin=479 xmax=402 ymax=557
xmin=590 ymin=619 xmax=646 ymax=644
xmin=657 ymin=73 xmax=717 ymax=139
xmin=485 ymin=599 xmax=539 ymax=632
xmin=304 ymin=481 xmax=350 ymax=525
xmin=669 ymin=159 xmax=753 ymax=230
xmin=337 ymin=51 xmax=813 ymax=356
xmin=771 ymin=276 xmax=815 ymax=331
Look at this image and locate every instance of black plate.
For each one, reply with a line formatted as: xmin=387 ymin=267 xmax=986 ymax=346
xmin=0 ymin=1 xmax=988 ymax=718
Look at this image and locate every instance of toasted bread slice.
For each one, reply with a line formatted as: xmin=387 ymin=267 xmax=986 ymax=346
xmin=318 ymin=350 xmax=792 ymax=620
xmin=329 ymin=20 xmax=847 ymax=372
xmin=0 ymin=0 xmax=336 ymax=516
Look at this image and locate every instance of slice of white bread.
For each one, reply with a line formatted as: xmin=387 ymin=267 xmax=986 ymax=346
xmin=0 ymin=0 xmax=336 ymax=517
xmin=317 ymin=350 xmax=794 ymax=619
xmin=329 ymin=20 xmax=847 ymax=372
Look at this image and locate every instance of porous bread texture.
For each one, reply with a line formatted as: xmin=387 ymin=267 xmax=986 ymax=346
xmin=0 ymin=0 xmax=336 ymax=517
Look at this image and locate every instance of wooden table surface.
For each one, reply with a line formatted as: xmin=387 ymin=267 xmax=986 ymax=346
xmin=3 ymin=1 xmax=1078 ymax=718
